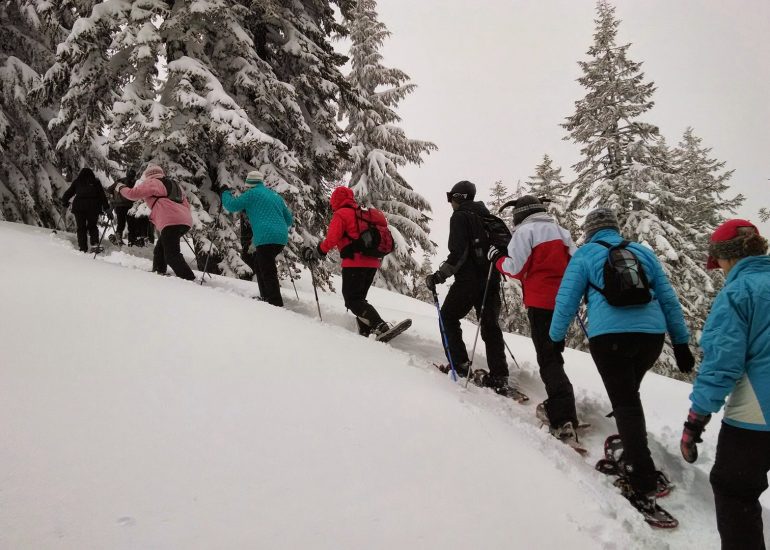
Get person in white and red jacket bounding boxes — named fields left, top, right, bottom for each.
left=114, top=165, right=195, bottom=281
left=489, top=195, right=579, bottom=439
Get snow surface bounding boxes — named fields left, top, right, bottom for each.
left=1, top=221, right=765, bottom=549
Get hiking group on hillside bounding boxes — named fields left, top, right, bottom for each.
left=59, top=166, right=768, bottom=544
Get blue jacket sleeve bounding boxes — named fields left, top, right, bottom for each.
left=689, top=288, right=749, bottom=415
left=647, top=252, right=690, bottom=344
left=549, top=253, right=588, bottom=342
left=221, top=190, right=247, bottom=213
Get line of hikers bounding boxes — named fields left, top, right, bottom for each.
left=61, top=166, right=769, bottom=544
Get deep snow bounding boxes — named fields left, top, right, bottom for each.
left=0, top=221, right=761, bottom=549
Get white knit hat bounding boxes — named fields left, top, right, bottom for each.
left=245, top=169, right=265, bottom=187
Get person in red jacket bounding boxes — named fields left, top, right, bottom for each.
left=488, top=195, right=580, bottom=440
left=302, top=186, right=391, bottom=339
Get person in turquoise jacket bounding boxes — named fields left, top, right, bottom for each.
left=549, top=207, right=694, bottom=520
left=680, top=219, right=770, bottom=550
left=221, top=169, right=293, bottom=306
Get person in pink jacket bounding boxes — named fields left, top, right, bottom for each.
left=114, top=165, right=195, bottom=280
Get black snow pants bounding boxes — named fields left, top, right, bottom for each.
left=342, top=267, right=385, bottom=336
left=528, top=307, right=577, bottom=427
left=589, top=332, right=664, bottom=496
left=74, top=209, right=100, bottom=252
left=710, top=423, right=770, bottom=550
left=253, top=244, right=284, bottom=307
left=114, top=206, right=130, bottom=239
left=441, top=272, right=507, bottom=379
left=152, top=225, right=196, bottom=280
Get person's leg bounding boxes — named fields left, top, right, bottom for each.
left=161, top=226, right=196, bottom=280
left=528, top=307, right=577, bottom=427
left=115, top=207, right=128, bottom=238
left=255, top=244, right=284, bottom=306
left=476, top=276, right=508, bottom=380
left=73, top=210, right=88, bottom=251
left=711, top=423, right=770, bottom=550
left=152, top=232, right=167, bottom=274
left=342, top=268, right=384, bottom=334
left=440, top=278, right=476, bottom=375
left=590, top=333, right=663, bottom=496
left=126, top=215, right=138, bottom=245
left=86, top=210, right=100, bottom=246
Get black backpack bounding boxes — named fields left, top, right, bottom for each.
left=159, top=177, right=184, bottom=204
left=589, top=240, right=652, bottom=307
left=469, top=212, right=512, bottom=265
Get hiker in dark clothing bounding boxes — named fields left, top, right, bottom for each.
left=61, top=167, right=111, bottom=252
left=110, top=169, right=137, bottom=245
left=426, top=180, right=509, bottom=389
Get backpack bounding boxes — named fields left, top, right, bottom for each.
left=341, top=207, right=394, bottom=259
left=589, top=240, right=652, bottom=307
left=469, top=212, right=512, bottom=265
left=159, top=177, right=184, bottom=204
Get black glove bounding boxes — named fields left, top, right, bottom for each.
left=673, top=343, right=695, bottom=374
left=105, top=210, right=114, bottom=221
left=107, top=182, right=118, bottom=194
left=551, top=339, right=565, bottom=353
left=426, top=271, right=447, bottom=292
left=302, top=245, right=323, bottom=263
left=680, top=409, right=711, bottom=463
left=487, top=245, right=505, bottom=263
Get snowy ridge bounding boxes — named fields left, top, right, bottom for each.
left=0, top=221, right=759, bottom=549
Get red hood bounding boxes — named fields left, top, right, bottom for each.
left=330, top=186, right=358, bottom=212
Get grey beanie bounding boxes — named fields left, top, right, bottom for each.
left=512, top=195, right=547, bottom=225
left=583, top=207, right=620, bottom=239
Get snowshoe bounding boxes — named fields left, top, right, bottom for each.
left=90, top=245, right=104, bottom=254
left=621, top=487, right=678, bottom=529
left=374, top=319, right=412, bottom=343
left=432, top=361, right=470, bottom=378
left=595, top=434, right=674, bottom=498
left=471, top=369, right=529, bottom=404
left=535, top=403, right=588, bottom=454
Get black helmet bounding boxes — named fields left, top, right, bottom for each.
left=446, top=180, right=476, bottom=203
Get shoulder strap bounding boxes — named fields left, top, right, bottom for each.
left=594, top=240, right=612, bottom=249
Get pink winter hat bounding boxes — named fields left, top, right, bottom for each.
left=143, top=165, right=165, bottom=180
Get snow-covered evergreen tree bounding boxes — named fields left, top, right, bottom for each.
left=344, top=0, right=436, bottom=291
left=408, top=250, right=434, bottom=304
left=0, top=0, right=69, bottom=227
left=563, top=1, right=718, bottom=378
left=488, top=180, right=513, bottom=222
left=760, top=208, right=770, bottom=223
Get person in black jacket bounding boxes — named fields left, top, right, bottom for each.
left=61, top=168, right=111, bottom=252
left=110, top=169, right=138, bottom=245
left=426, top=180, right=509, bottom=389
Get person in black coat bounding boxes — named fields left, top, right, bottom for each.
left=61, top=168, right=111, bottom=252
left=110, top=169, right=138, bottom=245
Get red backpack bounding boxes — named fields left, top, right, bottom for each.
left=342, top=207, right=395, bottom=259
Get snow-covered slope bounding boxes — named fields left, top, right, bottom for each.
left=0, top=221, right=753, bottom=549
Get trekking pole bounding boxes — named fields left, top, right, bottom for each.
left=286, top=261, right=300, bottom=300
left=182, top=235, right=202, bottom=268
left=465, top=261, right=496, bottom=388
left=577, top=314, right=589, bottom=339
left=500, top=285, right=510, bottom=315
left=432, top=288, right=458, bottom=382
left=503, top=339, right=521, bottom=369
left=93, top=214, right=110, bottom=259
left=307, top=260, right=323, bottom=321
left=200, top=205, right=222, bottom=286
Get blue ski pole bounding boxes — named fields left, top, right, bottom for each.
left=432, top=289, right=458, bottom=382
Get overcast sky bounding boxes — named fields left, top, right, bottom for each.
left=369, top=0, right=770, bottom=260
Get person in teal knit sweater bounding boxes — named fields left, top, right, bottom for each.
left=222, top=170, right=293, bottom=306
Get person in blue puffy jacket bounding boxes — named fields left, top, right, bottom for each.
left=222, top=170, right=293, bottom=306
left=680, top=219, right=770, bottom=550
left=549, top=207, right=695, bottom=514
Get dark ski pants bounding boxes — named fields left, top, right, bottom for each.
left=74, top=210, right=100, bottom=252
left=589, top=332, right=664, bottom=496
left=253, top=244, right=284, bottom=307
left=710, top=423, right=770, bottom=550
left=114, top=206, right=130, bottom=238
left=152, top=225, right=196, bottom=280
left=342, top=267, right=384, bottom=336
left=441, top=273, right=508, bottom=379
left=528, top=307, right=577, bottom=427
